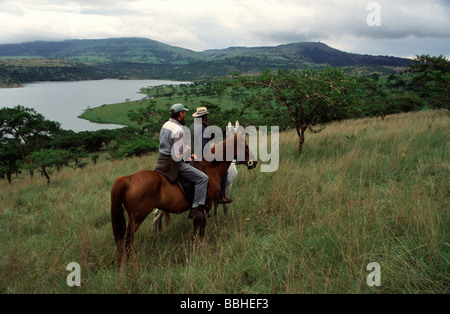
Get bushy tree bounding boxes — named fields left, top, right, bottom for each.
left=217, top=67, right=362, bottom=154
left=127, top=100, right=166, bottom=133
left=28, top=149, right=69, bottom=184
left=361, top=76, right=423, bottom=120
left=408, top=55, right=450, bottom=110
left=108, top=127, right=159, bottom=159
left=0, top=138, right=22, bottom=183
left=0, top=105, right=61, bottom=176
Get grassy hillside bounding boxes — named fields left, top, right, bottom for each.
left=0, top=110, right=448, bottom=293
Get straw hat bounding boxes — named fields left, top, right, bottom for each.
left=192, top=107, right=209, bottom=117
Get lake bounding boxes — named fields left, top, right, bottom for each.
left=0, top=79, right=190, bottom=132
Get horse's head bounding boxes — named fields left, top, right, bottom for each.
left=226, top=121, right=257, bottom=170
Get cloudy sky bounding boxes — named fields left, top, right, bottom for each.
left=1, top=0, right=449, bottom=58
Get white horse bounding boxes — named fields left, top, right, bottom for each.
left=152, top=121, right=241, bottom=235
left=212, top=121, right=241, bottom=216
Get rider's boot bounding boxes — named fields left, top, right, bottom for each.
left=188, top=205, right=207, bottom=219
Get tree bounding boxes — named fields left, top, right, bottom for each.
left=88, top=129, right=116, bottom=151
left=108, top=127, right=159, bottom=159
left=127, top=100, right=166, bottom=133
left=28, top=149, right=69, bottom=184
left=91, top=153, right=100, bottom=165
left=0, top=105, right=61, bottom=176
left=360, top=76, right=423, bottom=120
left=378, top=92, right=423, bottom=120
left=0, top=138, right=22, bottom=183
left=51, top=130, right=85, bottom=150
left=67, top=147, right=88, bottom=170
left=217, top=67, right=362, bottom=154
left=408, top=55, right=450, bottom=110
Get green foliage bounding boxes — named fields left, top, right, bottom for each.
left=217, top=67, right=362, bottom=153
left=0, top=106, right=120, bottom=183
left=361, top=75, right=424, bottom=120
left=0, top=59, right=114, bottom=86
left=0, top=138, right=22, bottom=183
left=0, top=105, right=61, bottom=174
left=408, top=55, right=450, bottom=110
left=28, top=149, right=70, bottom=184
left=127, top=100, right=167, bottom=132
left=0, top=39, right=411, bottom=83
left=109, top=128, right=159, bottom=159
left=358, top=55, right=449, bottom=120
left=66, top=147, right=88, bottom=170
left=52, top=129, right=115, bottom=153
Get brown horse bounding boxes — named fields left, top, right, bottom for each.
left=111, top=133, right=257, bottom=261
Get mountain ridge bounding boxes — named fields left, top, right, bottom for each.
left=0, top=37, right=412, bottom=82
left=0, top=37, right=411, bottom=65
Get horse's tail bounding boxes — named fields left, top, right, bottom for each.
left=111, top=176, right=129, bottom=254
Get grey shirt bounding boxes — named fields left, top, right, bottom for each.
left=159, top=118, right=185, bottom=157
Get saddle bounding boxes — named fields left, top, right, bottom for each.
left=156, top=160, right=203, bottom=205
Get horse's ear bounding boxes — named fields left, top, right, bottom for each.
left=228, top=122, right=232, bottom=127
left=235, top=121, right=240, bottom=133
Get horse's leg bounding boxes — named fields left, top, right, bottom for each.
left=124, top=219, right=137, bottom=256
left=223, top=203, right=228, bottom=216
left=213, top=201, right=218, bottom=216
left=125, top=211, right=150, bottom=256
left=162, top=211, right=171, bottom=229
left=192, top=217, right=207, bottom=241
left=192, top=201, right=212, bottom=240
left=191, top=219, right=198, bottom=240
left=152, top=210, right=172, bottom=236
left=152, top=209, right=163, bottom=237
left=198, top=218, right=206, bottom=238
left=190, top=205, right=208, bottom=241
left=123, top=223, right=133, bottom=258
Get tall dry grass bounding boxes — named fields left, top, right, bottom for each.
left=0, top=110, right=448, bottom=293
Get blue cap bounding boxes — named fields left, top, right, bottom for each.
left=170, top=103, right=189, bottom=113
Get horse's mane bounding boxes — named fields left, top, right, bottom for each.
left=209, top=133, right=239, bottom=163
left=192, top=133, right=238, bottom=169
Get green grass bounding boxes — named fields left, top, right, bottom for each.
left=79, top=85, right=243, bottom=127
left=80, top=102, right=145, bottom=127
left=0, top=110, right=448, bottom=293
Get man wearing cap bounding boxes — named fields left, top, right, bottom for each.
left=190, top=106, right=232, bottom=204
left=155, top=103, right=209, bottom=219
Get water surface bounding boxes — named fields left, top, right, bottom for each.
left=0, top=79, right=190, bottom=132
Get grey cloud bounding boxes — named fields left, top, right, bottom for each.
left=0, top=0, right=449, bottom=57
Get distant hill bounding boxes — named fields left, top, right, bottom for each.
left=0, top=37, right=206, bottom=64
left=0, top=37, right=412, bottom=82
left=204, top=42, right=411, bottom=67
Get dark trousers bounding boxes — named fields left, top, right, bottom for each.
left=220, top=171, right=228, bottom=195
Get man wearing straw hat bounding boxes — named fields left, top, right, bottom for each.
left=190, top=106, right=233, bottom=204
